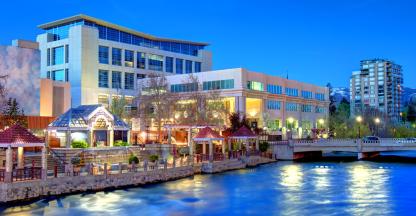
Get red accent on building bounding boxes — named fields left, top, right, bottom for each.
left=194, top=127, right=223, bottom=139
left=0, top=124, right=43, bottom=144
left=230, top=126, right=256, bottom=138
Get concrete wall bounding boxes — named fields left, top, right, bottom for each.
left=0, top=166, right=193, bottom=203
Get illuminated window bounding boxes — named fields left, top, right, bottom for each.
left=137, top=52, right=146, bottom=69
left=247, top=81, right=264, bottom=91
left=203, top=79, right=234, bottom=90
left=124, top=50, right=134, bottom=67
left=148, top=54, right=163, bottom=71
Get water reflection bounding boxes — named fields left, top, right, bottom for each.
left=2, top=161, right=416, bottom=216
left=347, top=164, right=391, bottom=215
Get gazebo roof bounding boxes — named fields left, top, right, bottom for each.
left=229, top=126, right=257, bottom=139
left=49, top=104, right=129, bottom=129
left=193, top=127, right=224, bottom=141
left=0, top=124, right=44, bottom=147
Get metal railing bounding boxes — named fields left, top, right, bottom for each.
left=12, top=167, right=42, bottom=182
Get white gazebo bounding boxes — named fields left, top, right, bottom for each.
left=228, top=126, right=259, bottom=153
left=47, top=105, right=130, bottom=148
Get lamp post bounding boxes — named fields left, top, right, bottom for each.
left=374, top=117, right=381, bottom=136
left=287, top=117, right=294, bottom=139
left=356, top=116, right=363, bottom=139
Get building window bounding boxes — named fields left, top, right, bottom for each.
left=267, top=84, right=282, bottom=94
left=148, top=54, right=163, bottom=71
left=112, top=48, right=122, bottom=66
left=52, top=46, right=64, bottom=65
left=285, top=102, right=298, bottom=112
left=107, top=27, right=120, bottom=42
left=185, top=60, right=193, bottom=73
left=136, top=52, right=146, bottom=69
left=98, top=46, right=109, bottom=64
left=316, top=106, right=326, bottom=113
left=47, top=48, right=51, bottom=66
left=301, top=104, right=312, bottom=112
left=65, top=45, right=69, bottom=63
left=65, top=69, right=69, bottom=82
left=165, top=57, right=173, bottom=73
left=120, top=31, right=132, bottom=44
left=47, top=71, right=51, bottom=79
left=176, top=58, right=183, bottom=74
left=194, top=62, right=202, bottom=73
left=137, top=74, right=146, bottom=79
left=267, top=100, right=281, bottom=110
left=112, top=71, right=122, bottom=89
left=285, top=87, right=299, bottom=97
left=52, top=69, right=65, bottom=82
left=247, top=81, right=264, bottom=91
left=203, top=79, right=234, bottom=90
left=98, top=70, right=109, bottom=88
left=170, top=83, right=198, bottom=93
left=125, top=50, right=134, bottom=67
left=125, top=72, right=135, bottom=90
left=301, top=90, right=313, bottom=99
left=315, top=93, right=325, bottom=101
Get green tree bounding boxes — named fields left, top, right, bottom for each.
left=110, top=95, right=130, bottom=119
left=1, top=98, right=27, bottom=127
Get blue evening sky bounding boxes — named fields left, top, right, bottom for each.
left=0, top=0, right=415, bottom=87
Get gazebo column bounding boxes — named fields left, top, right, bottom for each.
left=208, top=140, right=213, bottom=162
left=17, top=147, right=24, bottom=168
left=222, top=140, right=226, bottom=154
left=66, top=130, right=71, bottom=148
left=187, top=128, right=192, bottom=148
left=189, top=140, right=194, bottom=156
left=41, top=146, right=47, bottom=180
left=127, top=130, right=131, bottom=144
left=202, top=142, right=207, bottom=154
left=88, top=130, right=94, bottom=147
left=5, top=146, right=13, bottom=183
left=168, top=128, right=172, bottom=145
left=238, top=140, right=242, bottom=150
left=109, top=130, right=114, bottom=147
left=255, top=138, right=260, bottom=151
left=228, top=139, right=231, bottom=152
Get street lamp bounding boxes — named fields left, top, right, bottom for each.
left=374, top=117, right=381, bottom=136
left=287, top=117, right=294, bottom=139
left=356, top=116, right=363, bottom=139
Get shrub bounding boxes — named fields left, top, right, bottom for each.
left=128, top=154, right=139, bottom=164
left=71, top=156, right=81, bottom=165
left=71, top=140, right=88, bottom=148
left=259, top=141, right=269, bottom=152
left=149, top=154, right=159, bottom=163
left=178, top=147, right=189, bottom=156
left=114, top=140, right=130, bottom=147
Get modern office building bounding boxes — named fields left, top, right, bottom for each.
left=37, top=14, right=212, bottom=109
left=138, top=68, right=330, bottom=139
left=0, top=40, right=70, bottom=117
left=350, top=59, right=403, bottom=121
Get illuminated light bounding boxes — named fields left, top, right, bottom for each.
left=374, top=117, right=381, bottom=124
left=280, top=165, right=303, bottom=188
left=287, top=117, right=294, bottom=124
left=71, top=132, right=87, bottom=141
left=318, top=119, right=325, bottom=125
left=213, top=112, right=219, bottom=118
left=249, top=110, right=257, bottom=117
left=174, top=113, right=180, bottom=119
left=184, top=111, right=188, bottom=118
left=355, top=116, right=363, bottom=123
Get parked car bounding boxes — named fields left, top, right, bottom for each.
left=362, top=136, right=380, bottom=142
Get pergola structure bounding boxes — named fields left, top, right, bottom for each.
left=0, top=124, right=47, bottom=182
left=163, top=124, right=222, bottom=155
left=228, top=126, right=259, bottom=153
left=193, top=127, right=225, bottom=161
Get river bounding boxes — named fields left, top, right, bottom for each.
left=2, top=155, right=416, bottom=216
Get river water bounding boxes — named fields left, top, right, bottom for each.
left=2, top=155, right=416, bottom=216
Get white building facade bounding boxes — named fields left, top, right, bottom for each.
left=37, top=14, right=212, bottom=109
left=140, top=68, right=330, bottom=138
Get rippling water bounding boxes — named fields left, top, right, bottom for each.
left=2, top=159, right=416, bottom=216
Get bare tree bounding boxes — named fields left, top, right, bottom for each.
left=175, top=74, right=228, bottom=126
left=137, top=73, right=175, bottom=142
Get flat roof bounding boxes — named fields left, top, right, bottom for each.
left=38, top=14, right=209, bottom=46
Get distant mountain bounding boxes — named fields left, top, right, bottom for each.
left=402, top=87, right=416, bottom=106
left=330, top=87, right=350, bottom=105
